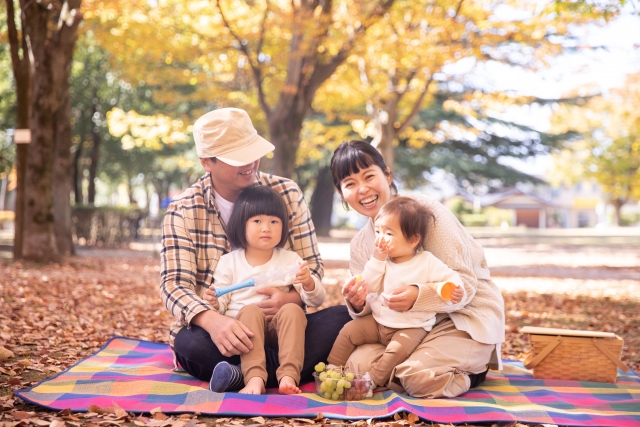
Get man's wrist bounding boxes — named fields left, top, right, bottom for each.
left=192, top=309, right=221, bottom=330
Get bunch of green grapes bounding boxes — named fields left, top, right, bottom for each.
left=313, top=362, right=371, bottom=401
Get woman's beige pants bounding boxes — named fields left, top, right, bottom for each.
left=346, top=316, right=494, bottom=398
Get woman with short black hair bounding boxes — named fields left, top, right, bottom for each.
left=329, top=140, right=505, bottom=398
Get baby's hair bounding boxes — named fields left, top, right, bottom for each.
left=227, top=185, right=290, bottom=250
left=375, top=197, right=435, bottom=251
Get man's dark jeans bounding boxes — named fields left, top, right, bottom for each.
left=173, top=305, right=351, bottom=388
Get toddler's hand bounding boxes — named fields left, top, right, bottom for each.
left=203, top=287, right=220, bottom=311
left=373, top=236, right=393, bottom=260
left=295, top=260, right=315, bottom=292
left=450, top=286, right=464, bottom=304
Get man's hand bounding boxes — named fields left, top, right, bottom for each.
left=386, top=285, right=419, bottom=312
left=203, top=287, right=220, bottom=311
left=254, top=286, right=302, bottom=321
left=192, top=310, right=254, bottom=357
left=342, top=275, right=367, bottom=313
left=294, top=260, right=315, bottom=291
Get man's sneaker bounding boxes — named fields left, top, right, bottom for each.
left=209, top=362, right=244, bottom=392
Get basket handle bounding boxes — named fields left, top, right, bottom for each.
left=592, top=339, right=630, bottom=373
left=523, top=335, right=563, bottom=369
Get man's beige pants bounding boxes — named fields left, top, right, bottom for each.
left=236, top=303, right=306, bottom=386
left=346, top=315, right=494, bottom=398
left=327, top=315, right=427, bottom=387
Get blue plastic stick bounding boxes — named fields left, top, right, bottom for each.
left=214, top=278, right=256, bottom=297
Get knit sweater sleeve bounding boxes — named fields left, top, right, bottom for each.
left=346, top=229, right=375, bottom=318
left=349, top=227, right=371, bottom=276
left=413, top=197, right=478, bottom=312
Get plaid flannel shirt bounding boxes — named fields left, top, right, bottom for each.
left=160, top=171, right=324, bottom=348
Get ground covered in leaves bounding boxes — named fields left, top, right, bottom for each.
left=1, top=243, right=638, bottom=427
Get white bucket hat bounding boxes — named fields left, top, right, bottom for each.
left=193, top=108, right=274, bottom=166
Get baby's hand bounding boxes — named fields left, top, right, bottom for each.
left=450, top=286, right=464, bottom=304
left=295, top=260, right=315, bottom=292
left=203, top=287, right=220, bottom=311
left=373, top=236, right=393, bottom=260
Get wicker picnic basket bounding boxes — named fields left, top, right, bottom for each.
left=520, top=326, right=629, bottom=383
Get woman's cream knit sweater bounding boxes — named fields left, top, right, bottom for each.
left=349, top=194, right=505, bottom=350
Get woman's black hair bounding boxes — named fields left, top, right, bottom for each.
left=226, top=185, right=289, bottom=249
left=329, top=140, right=398, bottom=209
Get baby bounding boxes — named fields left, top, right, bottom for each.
left=327, top=197, right=464, bottom=388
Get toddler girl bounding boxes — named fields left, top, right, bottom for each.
left=204, top=185, right=326, bottom=394
left=327, top=197, right=464, bottom=389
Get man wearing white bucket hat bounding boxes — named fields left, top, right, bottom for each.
left=160, top=108, right=351, bottom=392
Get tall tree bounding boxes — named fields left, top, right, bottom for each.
left=320, top=0, right=623, bottom=169
left=215, top=0, right=396, bottom=177
left=87, top=0, right=396, bottom=178
left=393, top=89, right=576, bottom=192
left=0, top=9, right=16, bottom=190
left=70, top=37, right=116, bottom=205
left=18, top=0, right=82, bottom=261
left=53, top=52, right=75, bottom=256
left=295, top=119, right=355, bottom=236
left=551, top=72, right=640, bottom=225
left=5, top=0, right=31, bottom=259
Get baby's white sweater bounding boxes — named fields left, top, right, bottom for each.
left=362, top=252, right=464, bottom=331
left=212, top=248, right=326, bottom=318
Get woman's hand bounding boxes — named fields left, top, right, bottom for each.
left=203, top=287, right=220, bottom=311
left=294, top=260, right=315, bottom=291
left=386, top=285, right=419, bottom=312
left=342, top=275, right=368, bottom=312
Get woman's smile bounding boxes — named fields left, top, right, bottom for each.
left=359, top=195, right=379, bottom=209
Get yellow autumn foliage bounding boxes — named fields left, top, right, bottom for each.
left=106, top=108, right=190, bottom=151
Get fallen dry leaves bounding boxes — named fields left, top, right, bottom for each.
left=1, top=244, right=638, bottom=427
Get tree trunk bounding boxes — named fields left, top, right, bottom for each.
left=6, top=0, right=32, bottom=260
left=0, top=176, right=7, bottom=211
left=151, top=179, right=165, bottom=209
left=127, top=180, right=136, bottom=206
left=53, top=62, right=75, bottom=256
left=612, top=199, right=625, bottom=226
left=73, top=140, right=83, bottom=204
left=370, top=101, right=398, bottom=170
left=309, top=166, right=334, bottom=237
left=367, top=72, right=433, bottom=172
left=13, top=130, right=28, bottom=260
left=88, top=99, right=100, bottom=204
left=21, top=0, right=82, bottom=261
left=375, top=121, right=397, bottom=170
left=267, top=113, right=305, bottom=178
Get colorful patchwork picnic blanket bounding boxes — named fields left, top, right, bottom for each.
left=16, top=337, right=640, bottom=426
